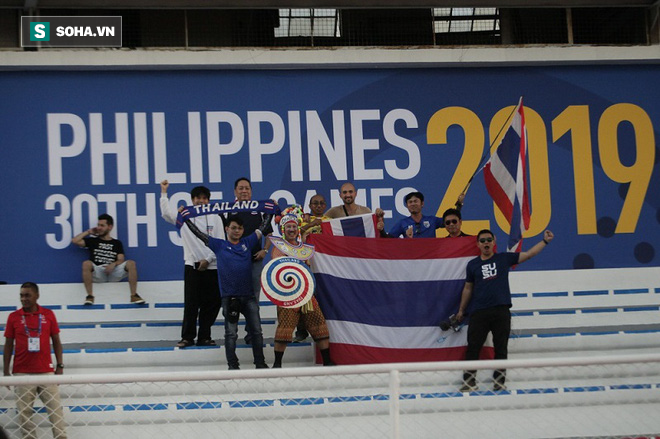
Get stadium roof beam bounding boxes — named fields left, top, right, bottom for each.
left=3, top=0, right=658, bottom=8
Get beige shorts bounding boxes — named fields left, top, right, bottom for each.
left=92, top=262, right=128, bottom=283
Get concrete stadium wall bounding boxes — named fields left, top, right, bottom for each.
left=1, top=45, right=660, bottom=71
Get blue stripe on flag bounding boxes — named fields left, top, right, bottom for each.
left=340, top=216, right=368, bottom=237
left=497, top=128, right=522, bottom=177
left=508, top=185, right=524, bottom=250
left=315, top=273, right=464, bottom=327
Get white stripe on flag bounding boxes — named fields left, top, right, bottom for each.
left=327, top=320, right=471, bottom=349
left=362, top=215, right=376, bottom=237
left=329, top=221, right=345, bottom=236
left=313, top=253, right=474, bottom=282
left=489, top=150, right=516, bottom=205
left=511, top=108, right=523, bottom=137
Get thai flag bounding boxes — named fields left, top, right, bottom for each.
left=320, top=213, right=379, bottom=238
left=483, top=97, right=531, bottom=252
left=175, top=206, right=193, bottom=228
left=308, top=235, right=493, bottom=364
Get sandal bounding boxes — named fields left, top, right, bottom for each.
left=196, top=339, right=217, bottom=347
left=176, top=339, right=194, bottom=348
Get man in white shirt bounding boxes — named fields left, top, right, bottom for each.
left=160, top=180, right=226, bottom=348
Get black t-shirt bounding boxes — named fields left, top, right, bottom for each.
left=465, top=252, right=519, bottom=313
left=83, top=236, right=124, bottom=265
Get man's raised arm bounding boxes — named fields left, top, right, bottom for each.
left=71, top=228, right=95, bottom=247
left=518, top=230, right=554, bottom=264
left=185, top=218, right=210, bottom=246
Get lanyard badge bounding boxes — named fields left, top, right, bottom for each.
left=22, top=313, right=42, bottom=353
left=28, top=337, right=40, bottom=352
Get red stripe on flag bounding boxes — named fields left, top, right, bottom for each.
left=307, top=234, right=479, bottom=260
left=518, top=104, right=531, bottom=230
left=483, top=162, right=514, bottom=222
left=315, top=344, right=494, bottom=365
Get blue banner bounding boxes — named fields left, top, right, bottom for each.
left=0, top=65, right=658, bottom=283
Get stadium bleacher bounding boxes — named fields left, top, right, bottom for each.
left=0, top=266, right=658, bottom=372
left=0, top=267, right=658, bottom=437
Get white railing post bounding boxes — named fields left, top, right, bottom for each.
left=389, top=369, right=401, bottom=439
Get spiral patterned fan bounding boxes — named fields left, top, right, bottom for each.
left=260, top=257, right=315, bottom=308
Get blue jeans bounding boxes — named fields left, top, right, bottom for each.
left=251, top=260, right=263, bottom=302
left=244, top=260, right=263, bottom=341
left=222, top=296, right=265, bottom=367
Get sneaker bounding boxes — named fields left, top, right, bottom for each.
left=130, top=294, right=146, bottom=305
left=272, top=363, right=282, bottom=369
left=228, top=364, right=240, bottom=370
left=196, top=339, right=217, bottom=347
left=255, top=363, right=269, bottom=369
left=176, top=339, right=194, bottom=348
left=84, top=295, right=95, bottom=305
left=493, top=382, right=507, bottom=392
left=459, top=382, right=478, bottom=393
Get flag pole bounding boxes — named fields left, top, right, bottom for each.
left=459, top=97, right=523, bottom=196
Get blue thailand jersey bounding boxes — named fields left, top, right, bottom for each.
left=389, top=215, right=444, bottom=238
left=208, top=233, right=258, bottom=297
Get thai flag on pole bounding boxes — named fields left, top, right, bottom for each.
left=483, top=97, right=531, bottom=252
left=308, top=235, right=493, bottom=364
left=320, top=214, right=379, bottom=238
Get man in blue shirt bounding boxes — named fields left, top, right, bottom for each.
left=456, top=228, right=554, bottom=391
left=187, top=215, right=272, bottom=370
left=385, top=191, right=463, bottom=238
left=225, top=177, right=269, bottom=346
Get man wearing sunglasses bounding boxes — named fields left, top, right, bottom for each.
left=385, top=191, right=464, bottom=238
left=456, top=228, right=554, bottom=392
left=441, top=208, right=469, bottom=238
